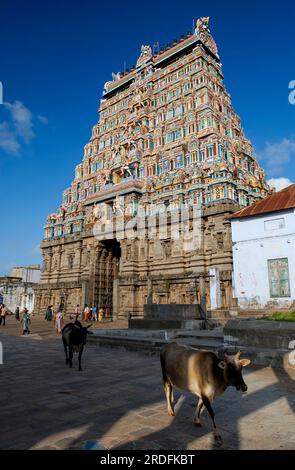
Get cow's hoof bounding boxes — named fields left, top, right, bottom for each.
left=79, top=368, right=82, bottom=371
left=194, top=421, right=202, bottom=427
left=168, top=410, right=175, bottom=416
left=213, top=434, right=222, bottom=446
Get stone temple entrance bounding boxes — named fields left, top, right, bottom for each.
left=92, top=239, right=121, bottom=320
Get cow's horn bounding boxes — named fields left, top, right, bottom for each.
left=86, top=323, right=93, bottom=329
left=235, top=350, right=242, bottom=358
left=223, top=348, right=229, bottom=358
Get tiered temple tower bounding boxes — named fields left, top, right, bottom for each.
left=34, top=17, right=270, bottom=317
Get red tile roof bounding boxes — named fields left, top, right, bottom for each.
left=230, top=184, right=295, bottom=219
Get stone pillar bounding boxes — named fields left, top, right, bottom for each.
left=48, top=248, right=53, bottom=279
left=57, top=246, right=63, bottom=281
left=147, top=277, right=153, bottom=305
left=81, top=281, right=89, bottom=309
left=112, top=278, right=119, bottom=320
left=98, top=249, right=107, bottom=309
left=199, top=276, right=207, bottom=315
left=77, top=240, right=83, bottom=280
left=209, top=267, right=222, bottom=310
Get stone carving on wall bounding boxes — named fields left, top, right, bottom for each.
left=53, top=257, right=58, bottom=271
left=92, top=203, right=103, bottom=221
left=161, top=240, right=171, bottom=259
left=68, top=254, right=75, bottom=269
left=43, top=260, right=48, bottom=272
left=216, top=232, right=224, bottom=250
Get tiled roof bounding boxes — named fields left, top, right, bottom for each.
left=230, top=184, right=295, bottom=219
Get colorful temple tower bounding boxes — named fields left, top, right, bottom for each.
left=34, top=17, right=270, bottom=317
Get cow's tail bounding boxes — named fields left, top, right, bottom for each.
left=160, top=351, right=168, bottom=385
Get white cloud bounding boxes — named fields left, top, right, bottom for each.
left=259, top=138, right=295, bottom=176
left=0, top=100, right=39, bottom=155
left=267, top=177, right=293, bottom=192
left=0, top=122, right=20, bottom=154
left=37, top=115, right=48, bottom=125
left=4, top=100, right=34, bottom=143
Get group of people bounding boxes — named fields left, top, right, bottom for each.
left=44, top=305, right=64, bottom=334
left=0, top=303, right=31, bottom=334
left=42, top=303, right=104, bottom=335
left=77, top=304, right=104, bottom=322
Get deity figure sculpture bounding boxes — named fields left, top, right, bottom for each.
left=121, top=161, right=132, bottom=178
left=112, top=71, right=121, bottom=81
left=195, top=16, right=219, bottom=59
left=136, top=45, right=152, bottom=68
left=92, top=204, right=102, bottom=221
left=196, top=16, right=210, bottom=35
left=103, top=81, right=112, bottom=95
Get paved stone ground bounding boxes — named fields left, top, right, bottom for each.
left=0, top=317, right=294, bottom=450
left=0, top=314, right=128, bottom=340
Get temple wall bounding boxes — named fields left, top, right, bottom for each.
left=35, top=201, right=237, bottom=318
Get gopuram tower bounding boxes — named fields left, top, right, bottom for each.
left=34, top=17, right=270, bottom=318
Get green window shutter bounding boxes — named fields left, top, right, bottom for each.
left=268, top=258, right=291, bottom=297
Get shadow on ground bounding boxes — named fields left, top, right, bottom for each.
left=0, top=332, right=294, bottom=450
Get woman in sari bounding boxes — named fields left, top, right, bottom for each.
left=21, top=308, right=31, bottom=335
left=55, top=309, right=64, bottom=334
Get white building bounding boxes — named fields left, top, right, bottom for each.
left=0, top=265, right=41, bottom=313
left=230, top=184, right=295, bottom=309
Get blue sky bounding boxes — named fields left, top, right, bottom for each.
left=0, top=0, right=295, bottom=275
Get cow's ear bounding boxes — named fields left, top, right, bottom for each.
left=218, top=361, right=226, bottom=369
left=239, top=359, right=251, bottom=368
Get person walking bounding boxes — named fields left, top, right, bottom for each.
left=15, top=306, right=20, bottom=321
left=55, top=308, right=64, bottom=334
left=21, top=308, right=31, bottom=335
left=92, top=305, right=98, bottom=322
left=89, top=304, right=93, bottom=321
left=98, top=307, right=104, bottom=322
left=45, top=305, right=53, bottom=321
left=83, top=304, right=90, bottom=322
left=75, top=304, right=80, bottom=320
left=0, top=304, right=8, bottom=326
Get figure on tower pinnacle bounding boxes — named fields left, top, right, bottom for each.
left=195, top=16, right=220, bottom=59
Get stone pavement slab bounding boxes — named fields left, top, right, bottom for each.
left=0, top=329, right=294, bottom=450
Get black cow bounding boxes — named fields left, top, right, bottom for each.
left=160, top=343, right=251, bottom=443
left=62, top=320, right=92, bottom=371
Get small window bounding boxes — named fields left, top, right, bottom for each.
left=268, top=258, right=290, bottom=298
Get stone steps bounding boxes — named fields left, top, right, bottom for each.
left=207, top=309, right=266, bottom=326
left=88, top=327, right=224, bottom=355
left=129, top=318, right=205, bottom=330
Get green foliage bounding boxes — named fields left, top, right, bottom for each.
left=262, top=312, right=295, bottom=322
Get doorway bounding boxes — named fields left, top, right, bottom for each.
left=94, top=239, right=121, bottom=319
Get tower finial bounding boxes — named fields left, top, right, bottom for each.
left=195, top=16, right=219, bottom=60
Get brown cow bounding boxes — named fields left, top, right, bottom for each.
left=160, top=343, right=251, bottom=443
